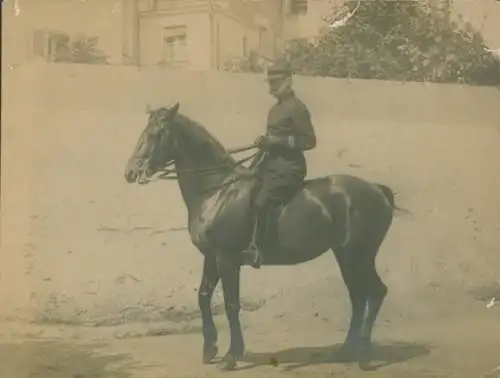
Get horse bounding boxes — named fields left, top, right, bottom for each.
left=124, top=102, right=402, bottom=371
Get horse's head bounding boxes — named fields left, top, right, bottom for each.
left=124, top=102, right=180, bottom=184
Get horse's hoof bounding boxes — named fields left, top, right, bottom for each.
left=202, top=344, right=218, bottom=364
left=359, top=360, right=374, bottom=371
left=330, top=345, right=358, bottom=363
left=216, top=354, right=238, bottom=371
left=358, top=349, right=373, bottom=371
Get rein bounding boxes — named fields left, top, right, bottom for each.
left=153, top=143, right=260, bottom=181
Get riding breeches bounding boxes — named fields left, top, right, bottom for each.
left=254, top=155, right=306, bottom=208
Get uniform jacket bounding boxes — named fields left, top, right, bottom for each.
left=253, top=91, right=316, bottom=181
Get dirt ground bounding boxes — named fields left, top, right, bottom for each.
left=1, top=66, right=500, bottom=377
left=0, top=295, right=499, bottom=378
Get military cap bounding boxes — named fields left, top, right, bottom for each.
left=267, top=59, right=293, bottom=79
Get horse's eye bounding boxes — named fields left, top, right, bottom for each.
left=146, top=125, right=161, bottom=137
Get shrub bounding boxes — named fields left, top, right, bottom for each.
left=283, top=0, right=500, bottom=86
left=53, top=34, right=108, bottom=65
left=221, top=50, right=268, bottom=73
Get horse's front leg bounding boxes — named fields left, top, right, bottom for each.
left=216, top=252, right=244, bottom=371
left=198, top=254, right=220, bottom=364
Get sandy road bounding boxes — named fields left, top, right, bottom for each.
left=1, top=285, right=499, bottom=378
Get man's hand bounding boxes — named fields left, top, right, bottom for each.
left=254, top=135, right=284, bottom=149
left=234, top=165, right=254, bottom=179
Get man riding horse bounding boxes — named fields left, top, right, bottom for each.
left=241, top=60, right=317, bottom=269
left=124, top=62, right=399, bottom=370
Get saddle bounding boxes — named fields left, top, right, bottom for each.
left=251, top=183, right=304, bottom=248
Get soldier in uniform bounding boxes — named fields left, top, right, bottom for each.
left=241, top=60, right=317, bottom=269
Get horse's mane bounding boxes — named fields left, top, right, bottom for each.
left=175, top=113, right=235, bottom=163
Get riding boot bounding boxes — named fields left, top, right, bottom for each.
left=242, top=206, right=268, bottom=269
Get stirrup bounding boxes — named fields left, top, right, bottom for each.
left=241, top=244, right=263, bottom=269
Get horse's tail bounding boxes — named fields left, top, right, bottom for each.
left=375, top=184, right=411, bottom=216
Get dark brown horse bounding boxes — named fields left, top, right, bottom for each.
left=124, top=103, right=402, bottom=371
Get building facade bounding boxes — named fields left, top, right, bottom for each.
left=4, top=0, right=498, bottom=70
left=4, top=0, right=127, bottom=67
left=3, top=0, right=286, bottom=70
left=135, top=0, right=280, bottom=70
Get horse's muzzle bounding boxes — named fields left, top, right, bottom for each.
left=124, top=168, right=138, bottom=183
left=124, top=158, right=152, bottom=184
left=137, top=169, right=151, bottom=185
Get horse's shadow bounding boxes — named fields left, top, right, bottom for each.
left=239, top=341, right=431, bottom=371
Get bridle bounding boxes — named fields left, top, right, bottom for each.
left=145, top=144, right=262, bottom=194
left=140, top=120, right=262, bottom=187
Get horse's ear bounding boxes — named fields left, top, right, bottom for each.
left=145, top=103, right=151, bottom=114
left=169, top=102, right=180, bottom=117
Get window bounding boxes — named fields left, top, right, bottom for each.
left=162, top=26, right=188, bottom=65
left=290, top=0, right=308, bottom=14
left=48, top=32, right=71, bottom=62
left=32, top=29, right=71, bottom=62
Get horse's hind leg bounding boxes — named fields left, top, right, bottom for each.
left=198, top=255, right=220, bottom=364
left=358, top=254, right=388, bottom=369
left=332, top=248, right=368, bottom=361
left=333, top=246, right=387, bottom=370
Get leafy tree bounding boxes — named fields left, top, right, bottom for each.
left=283, top=0, right=500, bottom=86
